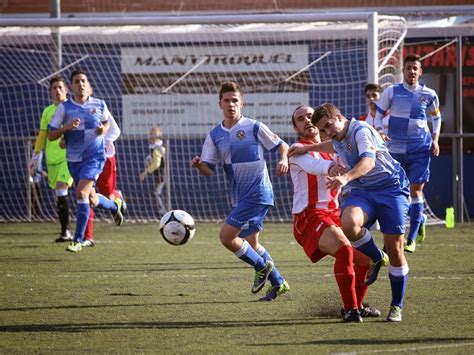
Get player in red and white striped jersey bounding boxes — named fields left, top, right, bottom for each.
left=289, top=105, right=380, bottom=322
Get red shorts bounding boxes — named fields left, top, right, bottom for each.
left=96, top=155, right=117, bottom=197
left=293, top=208, right=341, bottom=263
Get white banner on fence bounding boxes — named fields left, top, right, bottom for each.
left=121, top=44, right=309, bottom=136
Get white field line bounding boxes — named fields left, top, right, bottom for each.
left=335, top=341, right=474, bottom=354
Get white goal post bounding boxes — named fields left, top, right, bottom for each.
left=0, top=12, right=407, bottom=222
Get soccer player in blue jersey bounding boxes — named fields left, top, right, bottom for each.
left=374, top=54, right=441, bottom=253
left=48, top=69, right=124, bottom=253
left=191, top=81, right=290, bottom=301
left=289, top=103, right=410, bottom=322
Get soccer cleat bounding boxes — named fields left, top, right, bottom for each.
left=55, top=230, right=73, bottom=242
left=416, top=213, right=428, bottom=244
left=112, top=197, right=124, bottom=226
left=386, top=305, right=402, bottom=322
left=115, top=190, right=127, bottom=214
left=259, top=280, right=290, bottom=301
left=404, top=240, right=416, bottom=253
left=342, top=308, right=363, bottom=322
left=364, top=251, right=389, bottom=285
left=251, top=260, right=274, bottom=294
left=66, top=242, right=82, bottom=253
left=359, top=305, right=381, bottom=318
left=81, top=239, right=95, bottom=247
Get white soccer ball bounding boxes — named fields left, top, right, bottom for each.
left=159, top=210, right=196, bottom=246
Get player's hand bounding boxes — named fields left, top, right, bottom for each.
left=288, top=143, right=309, bottom=157
left=276, top=158, right=288, bottom=176
left=326, top=175, right=348, bottom=191
left=379, top=132, right=390, bottom=142
left=328, top=164, right=347, bottom=177
left=59, top=138, right=66, bottom=149
left=191, top=156, right=203, bottom=168
left=96, top=123, right=106, bottom=135
left=432, top=140, right=440, bottom=157
left=139, top=171, right=147, bottom=182
left=65, top=118, right=80, bottom=131
left=28, top=153, right=39, bottom=176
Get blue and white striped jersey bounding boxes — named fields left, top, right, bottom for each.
left=333, top=119, right=407, bottom=191
left=49, top=97, right=112, bottom=163
left=201, top=116, right=283, bottom=206
left=375, top=82, right=441, bottom=154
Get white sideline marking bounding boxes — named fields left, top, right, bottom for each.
left=336, top=341, right=474, bottom=354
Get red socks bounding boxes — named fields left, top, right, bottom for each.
left=334, top=245, right=357, bottom=311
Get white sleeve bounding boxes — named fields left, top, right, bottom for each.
left=101, top=101, right=113, bottom=123
left=48, top=103, right=65, bottom=129
left=289, top=152, right=333, bottom=176
left=104, top=115, right=121, bottom=145
left=354, top=127, right=377, bottom=159
left=429, top=94, right=442, bottom=135
left=374, top=86, right=393, bottom=130
left=200, top=134, right=219, bottom=168
left=257, top=121, right=283, bottom=152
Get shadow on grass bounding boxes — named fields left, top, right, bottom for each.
left=0, top=318, right=338, bottom=333
left=0, top=300, right=245, bottom=312
left=253, top=336, right=474, bottom=347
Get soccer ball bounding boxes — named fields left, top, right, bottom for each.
left=159, top=210, right=196, bottom=246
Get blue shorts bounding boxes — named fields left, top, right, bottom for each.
left=226, top=202, right=271, bottom=238
left=391, top=151, right=430, bottom=184
left=342, top=187, right=409, bottom=235
left=68, top=158, right=105, bottom=183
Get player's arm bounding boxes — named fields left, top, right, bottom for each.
left=276, top=142, right=289, bottom=176
left=97, top=102, right=113, bottom=136
left=48, top=104, right=80, bottom=141
left=191, top=156, right=213, bottom=177
left=429, top=94, right=442, bottom=157
left=374, top=87, right=393, bottom=141
left=191, top=134, right=217, bottom=177
left=288, top=140, right=335, bottom=157
left=29, top=130, right=48, bottom=175
left=326, top=128, right=376, bottom=191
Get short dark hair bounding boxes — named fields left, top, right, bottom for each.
left=49, top=76, right=66, bottom=89
left=311, top=103, right=340, bottom=125
left=403, top=53, right=422, bottom=68
left=70, top=69, right=87, bottom=83
left=219, top=81, right=241, bottom=100
left=364, top=82, right=382, bottom=94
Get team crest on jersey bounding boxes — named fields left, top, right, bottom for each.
left=236, top=130, right=245, bottom=140
left=346, top=143, right=353, bottom=152
left=419, top=95, right=428, bottom=105
left=90, top=108, right=97, bottom=114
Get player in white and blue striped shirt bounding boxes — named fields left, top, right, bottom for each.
left=191, top=81, right=289, bottom=301
left=48, top=69, right=124, bottom=253
left=375, top=54, right=442, bottom=252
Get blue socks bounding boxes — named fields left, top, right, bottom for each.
left=407, top=199, right=424, bottom=243
left=388, top=264, right=409, bottom=308
left=351, top=228, right=384, bottom=262
left=95, top=193, right=118, bottom=213
left=256, top=245, right=284, bottom=287
left=74, top=199, right=90, bottom=243
left=234, top=240, right=266, bottom=270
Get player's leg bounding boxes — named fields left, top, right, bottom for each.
left=318, top=225, right=361, bottom=321
left=220, top=223, right=272, bottom=294
left=379, top=191, right=410, bottom=322
left=247, top=233, right=289, bottom=301
left=405, top=183, right=425, bottom=251
left=50, top=161, right=73, bottom=242
left=383, top=233, right=408, bottom=322
left=341, top=199, right=387, bottom=285
left=67, top=178, right=94, bottom=252
left=404, top=150, right=430, bottom=252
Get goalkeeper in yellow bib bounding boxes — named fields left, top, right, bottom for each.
left=29, top=76, right=74, bottom=242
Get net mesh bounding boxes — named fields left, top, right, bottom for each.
left=0, top=15, right=407, bottom=222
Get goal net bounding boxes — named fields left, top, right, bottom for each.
left=0, top=13, right=407, bottom=222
